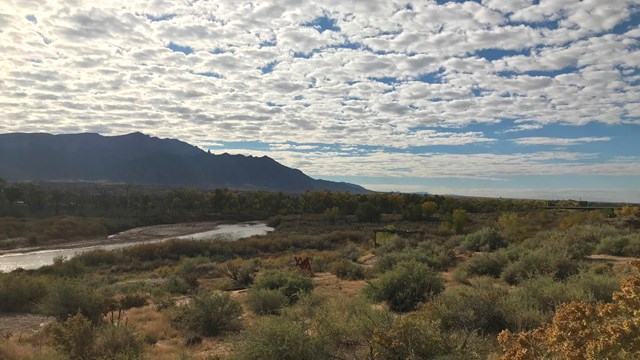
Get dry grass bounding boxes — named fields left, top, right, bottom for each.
left=123, top=305, right=179, bottom=344
left=0, top=339, right=34, bottom=360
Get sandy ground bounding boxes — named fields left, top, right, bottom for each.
left=0, top=221, right=223, bottom=256
left=0, top=313, right=53, bottom=335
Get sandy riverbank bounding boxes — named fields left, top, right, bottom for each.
left=0, top=222, right=224, bottom=256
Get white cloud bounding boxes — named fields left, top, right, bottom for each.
left=215, top=147, right=640, bottom=179
left=0, top=0, right=638, bottom=155
left=513, top=137, right=612, bottom=146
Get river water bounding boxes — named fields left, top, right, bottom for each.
left=0, top=222, right=273, bottom=272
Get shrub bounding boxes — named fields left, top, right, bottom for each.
left=93, top=323, right=146, bottom=360
left=454, top=252, right=509, bottom=282
left=339, top=242, right=362, bottom=262
left=366, top=260, right=444, bottom=312
left=596, top=233, right=640, bottom=257
left=373, top=312, right=450, bottom=359
left=0, top=274, right=49, bottom=312
left=459, top=227, right=506, bottom=252
left=165, top=275, right=195, bottom=294
left=38, top=280, right=105, bottom=323
left=375, top=243, right=454, bottom=273
left=430, top=278, right=509, bottom=334
left=220, top=258, right=260, bottom=288
left=500, top=249, right=578, bottom=285
left=45, top=313, right=95, bottom=360
left=252, top=271, right=314, bottom=304
left=312, top=297, right=393, bottom=357
left=234, top=316, right=326, bottom=360
left=45, top=313, right=146, bottom=360
left=246, top=289, right=288, bottom=315
left=171, top=292, right=242, bottom=336
left=331, top=259, right=366, bottom=280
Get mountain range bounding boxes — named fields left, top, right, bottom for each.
left=0, top=132, right=368, bottom=193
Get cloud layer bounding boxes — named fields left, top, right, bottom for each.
left=1, top=0, right=639, bottom=200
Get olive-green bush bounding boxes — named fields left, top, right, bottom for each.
left=366, top=260, right=444, bottom=312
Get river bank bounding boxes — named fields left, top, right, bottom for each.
left=0, top=222, right=273, bottom=272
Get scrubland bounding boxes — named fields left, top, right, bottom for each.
left=0, top=186, right=639, bottom=359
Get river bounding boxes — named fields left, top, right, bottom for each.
left=0, top=222, right=273, bottom=272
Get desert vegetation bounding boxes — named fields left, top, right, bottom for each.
left=0, top=181, right=639, bottom=359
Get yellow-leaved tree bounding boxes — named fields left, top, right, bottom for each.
left=498, top=261, right=640, bottom=360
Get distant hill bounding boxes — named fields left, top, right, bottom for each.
left=0, top=132, right=369, bottom=193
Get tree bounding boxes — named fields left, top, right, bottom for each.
left=355, top=202, right=381, bottom=222
left=421, top=201, right=438, bottom=218
left=450, top=209, right=469, bottom=234
left=5, top=185, right=22, bottom=212
left=323, top=206, right=340, bottom=223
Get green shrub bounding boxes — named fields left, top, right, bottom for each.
left=331, top=259, right=366, bottom=280
left=375, top=243, right=454, bottom=273
left=252, top=271, right=314, bottom=304
left=430, top=278, right=509, bottom=334
left=339, top=242, right=362, bottom=262
left=38, top=280, right=105, bottom=323
left=596, top=233, right=640, bottom=257
left=165, top=275, right=195, bottom=294
left=457, top=252, right=508, bottom=279
left=567, top=270, right=620, bottom=303
left=246, top=289, right=288, bottom=315
left=373, top=312, right=450, bottom=359
left=0, top=273, right=49, bottom=312
left=366, top=260, right=444, bottom=312
left=311, top=297, right=393, bottom=357
left=45, top=313, right=145, bottom=360
left=171, top=292, right=242, bottom=336
left=459, top=227, right=506, bottom=252
left=500, top=248, right=578, bottom=285
left=45, top=313, right=95, bottom=360
left=234, top=316, right=326, bottom=360
left=93, top=323, right=146, bottom=360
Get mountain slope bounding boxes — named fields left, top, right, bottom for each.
left=0, top=132, right=369, bottom=193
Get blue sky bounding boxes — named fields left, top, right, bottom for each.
left=1, top=0, right=639, bottom=202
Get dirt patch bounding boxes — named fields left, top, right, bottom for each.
left=313, top=272, right=366, bottom=298
left=0, top=313, right=53, bottom=334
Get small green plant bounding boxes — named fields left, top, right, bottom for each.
left=234, top=316, right=326, bottom=360
left=459, top=227, right=506, bottom=252
left=252, top=271, right=314, bottom=304
left=373, top=312, right=450, bottom=359
left=38, top=280, right=105, bottom=324
left=246, top=289, right=288, bottom=315
left=366, top=260, right=444, bottom=312
left=171, top=292, right=242, bottom=336
left=45, top=313, right=145, bottom=360
left=331, top=259, right=366, bottom=280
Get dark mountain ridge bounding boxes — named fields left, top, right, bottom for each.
left=0, top=132, right=368, bottom=193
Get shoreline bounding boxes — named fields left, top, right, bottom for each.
left=0, top=221, right=225, bottom=256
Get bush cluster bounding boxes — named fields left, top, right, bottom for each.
left=252, top=270, right=314, bottom=304
left=366, top=260, right=444, bottom=312
left=171, top=291, right=242, bottom=336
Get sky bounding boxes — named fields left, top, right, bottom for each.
left=1, top=0, right=639, bottom=202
